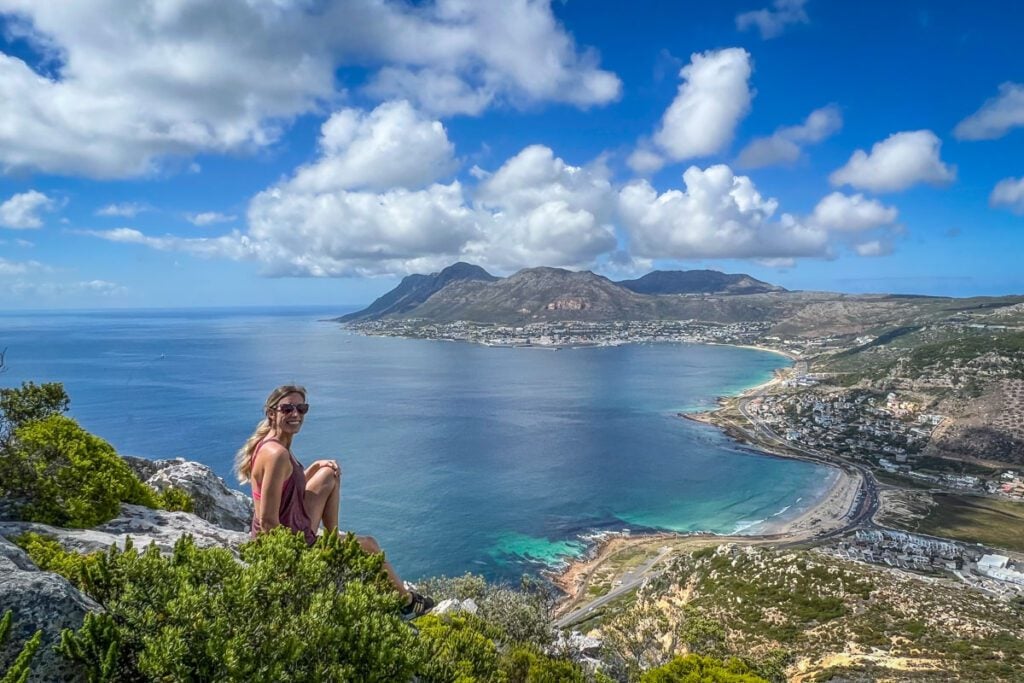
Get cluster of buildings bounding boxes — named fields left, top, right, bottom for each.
left=353, top=319, right=814, bottom=352
left=747, top=388, right=938, bottom=463
left=821, top=529, right=1024, bottom=600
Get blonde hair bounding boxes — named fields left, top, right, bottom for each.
left=235, top=384, right=306, bottom=483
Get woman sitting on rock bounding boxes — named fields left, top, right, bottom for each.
left=235, top=384, right=433, bottom=617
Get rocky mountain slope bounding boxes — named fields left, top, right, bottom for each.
left=338, top=262, right=497, bottom=322
left=617, top=269, right=785, bottom=295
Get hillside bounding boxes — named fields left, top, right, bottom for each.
left=617, top=269, right=785, bottom=295
left=338, top=261, right=497, bottom=322
left=589, top=544, right=1024, bottom=682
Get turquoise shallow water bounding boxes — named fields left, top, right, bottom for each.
left=0, top=306, right=833, bottom=581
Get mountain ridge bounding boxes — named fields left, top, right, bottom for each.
left=340, top=263, right=791, bottom=324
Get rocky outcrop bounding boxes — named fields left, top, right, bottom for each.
left=0, top=504, right=250, bottom=556
left=0, top=536, right=98, bottom=682
left=124, top=456, right=253, bottom=531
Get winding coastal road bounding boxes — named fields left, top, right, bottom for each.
left=554, top=546, right=673, bottom=629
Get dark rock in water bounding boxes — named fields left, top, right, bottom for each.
left=123, top=456, right=253, bottom=531
left=0, top=536, right=98, bottom=683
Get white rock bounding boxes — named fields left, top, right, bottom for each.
left=124, top=456, right=253, bottom=531
left=0, top=504, right=250, bottom=555
left=433, top=598, right=461, bottom=615
left=432, top=598, right=480, bottom=616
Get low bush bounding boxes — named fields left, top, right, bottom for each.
left=0, top=382, right=193, bottom=527
left=640, top=654, right=767, bottom=683
left=39, top=528, right=417, bottom=682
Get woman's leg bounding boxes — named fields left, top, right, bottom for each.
left=304, top=467, right=340, bottom=531
left=358, top=535, right=408, bottom=598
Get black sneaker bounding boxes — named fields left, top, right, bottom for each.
left=401, top=590, right=435, bottom=619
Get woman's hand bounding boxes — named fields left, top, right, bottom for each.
left=307, top=459, right=341, bottom=479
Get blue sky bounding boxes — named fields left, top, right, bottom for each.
left=0, top=0, right=1022, bottom=309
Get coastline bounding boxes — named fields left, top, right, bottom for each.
left=551, top=343, right=862, bottom=612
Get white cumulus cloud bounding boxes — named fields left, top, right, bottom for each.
left=737, top=104, right=842, bottom=168
left=469, top=145, right=618, bottom=271
left=0, top=190, right=55, bottom=229
left=292, top=100, right=457, bottom=193
left=736, top=0, right=809, bottom=39
left=853, top=240, right=891, bottom=257
left=647, top=48, right=753, bottom=163
left=618, top=164, right=828, bottom=260
left=954, top=82, right=1024, bottom=141
left=0, top=256, right=46, bottom=275
left=810, top=192, right=898, bottom=232
left=96, top=202, right=148, bottom=218
left=0, top=0, right=620, bottom=178
left=990, top=176, right=1024, bottom=214
left=186, top=212, right=236, bottom=226
left=829, top=130, right=955, bottom=193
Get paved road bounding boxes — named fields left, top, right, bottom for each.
left=733, top=394, right=880, bottom=537
left=554, top=546, right=673, bottom=629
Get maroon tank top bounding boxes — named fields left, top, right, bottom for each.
left=250, top=438, right=317, bottom=545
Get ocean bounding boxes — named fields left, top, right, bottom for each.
left=0, top=306, right=833, bottom=582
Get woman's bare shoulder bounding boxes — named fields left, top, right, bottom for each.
left=255, top=440, right=291, bottom=470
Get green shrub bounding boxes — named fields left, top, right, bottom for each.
left=5, top=415, right=156, bottom=527
left=53, top=528, right=419, bottom=682
left=13, top=533, right=101, bottom=585
left=419, top=573, right=554, bottom=648
left=153, top=486, right=194, bottom=513
left=0, top=381, right=69, bottom=442
left=500, top=644, right=586, bottom=683
left=416, top=613, right=503, bottom=683
left=640, top=654, right=768, bottom=683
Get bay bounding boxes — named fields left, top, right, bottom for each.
left=1, top=306, right=833, bottom=582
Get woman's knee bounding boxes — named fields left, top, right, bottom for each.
left=310, top=467, right=339, bottom=493
left=358, top=535, right=381, bottom=553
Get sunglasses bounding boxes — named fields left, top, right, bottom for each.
left=275, top=403, right=309, bottom=415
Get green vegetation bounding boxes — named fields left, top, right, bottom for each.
left=15, top=531, right=592, bottom=682
left=640, top=655, right=767, bottom=683
left=601, top=546, right=1024, bottom=682
left=912, top=494, right=1024, bottom=553
left=0, top=382, right=192, bottom=527
left=1, top=610, right=41, bottom=683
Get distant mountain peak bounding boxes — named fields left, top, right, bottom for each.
left=338, top=262, right=497, bottom=322
left=616, top=269, right=785, bottom=295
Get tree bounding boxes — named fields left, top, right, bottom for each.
left=0, top=381, right=69, bottom=445
left=4, top=416, right=157, bottom=527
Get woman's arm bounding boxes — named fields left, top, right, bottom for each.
left=256, top=446, right=294, bottom=532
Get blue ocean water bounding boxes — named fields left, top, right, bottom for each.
left=0, top=306, right=833, bottom=581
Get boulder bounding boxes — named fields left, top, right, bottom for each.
left=123, top=456, right=253, bottom=531
left=0, top=504, right=250, bottom=555
left=0, top=535, right=98, bottom=682
left=432, top=598, right=480, bottom=616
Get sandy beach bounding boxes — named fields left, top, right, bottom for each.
left=552, top=346, right=864, bottom=613
left=551, top=464, right=861, bottom=612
